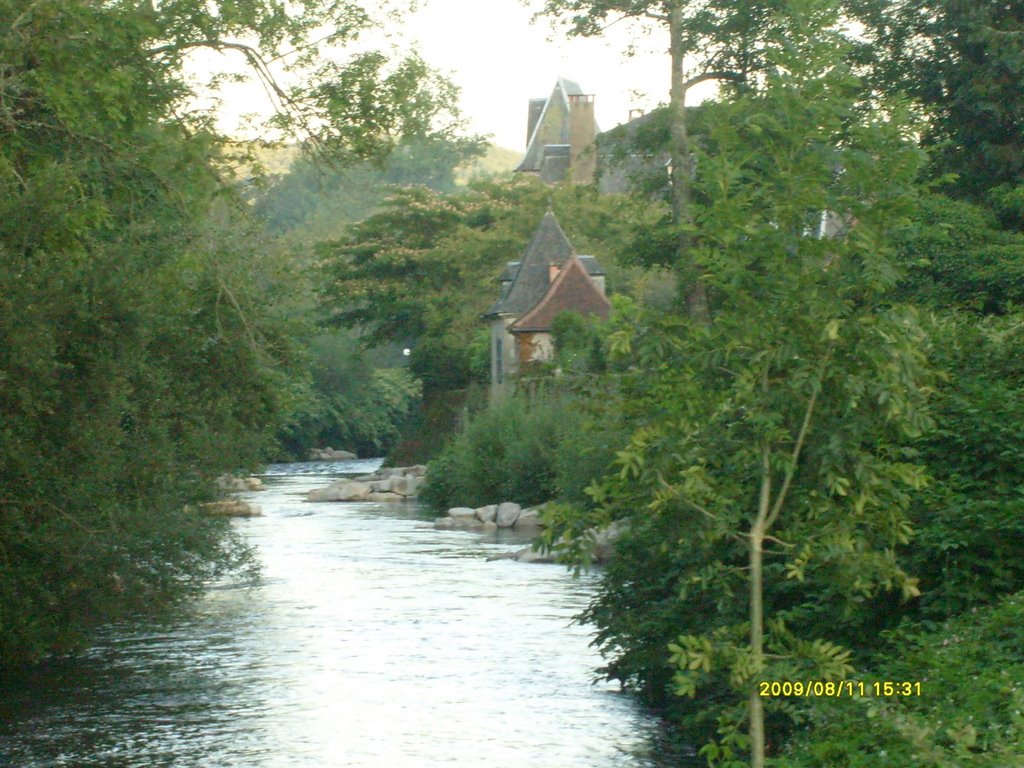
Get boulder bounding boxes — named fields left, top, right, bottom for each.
left=592, top=519, right=629, bottom=561
left=308, top=448, right=357, bottom=461
left=514, top=508, right=543, bottom=530
left=243, top=476, right=264, bottom=491
left=512, top=547, right=556, bottom=564
left=495, top=502, right=522, bottom=528
left=200, top=500, right=261, bottom=517
left=366, top=492, right=404, bottom=503
left=307, top=481, right=370, bottom=502
left=447, top=507, right=477, bottom=519
left=481, top=521, right=499, bottom=532
left=390, top=475, right=421, bottom=497
left=475, top=504, right=498, bottom=523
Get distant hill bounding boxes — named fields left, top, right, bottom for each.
left=455, top=145, right=522, bottom=184
left=227, top=141, right=522, bottom=187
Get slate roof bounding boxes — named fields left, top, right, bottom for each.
left=516, top=77, right=585, bottom=174
left=484, top=212, right=575, bottom=317
left=510, top=255, right=611, bottom=333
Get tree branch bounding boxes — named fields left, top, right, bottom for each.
left=765, top=372, right=823, bottom=532
left=681, top=70, right=744, bottom=93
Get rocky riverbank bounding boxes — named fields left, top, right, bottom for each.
left=306, top=465, right=427, bottom=503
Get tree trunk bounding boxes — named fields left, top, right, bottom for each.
left=749, top=446, right=771, bottom=768
left=668, top=2, right=709, bottom=321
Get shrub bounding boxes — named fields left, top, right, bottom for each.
left=775, top=591, right=1024, bottom=767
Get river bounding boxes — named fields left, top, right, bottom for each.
left=0, top=460, right=691, bottom=768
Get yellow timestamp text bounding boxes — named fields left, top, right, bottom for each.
left=758, top=680, right=923, bottom=698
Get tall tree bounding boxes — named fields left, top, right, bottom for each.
left=0, top=0, right=469, bottom=663
left=539, top=0, right=784, bottom=319
left=847, top=0, right=1024, bottom=214
left=541, top=2, right=933, bottom=764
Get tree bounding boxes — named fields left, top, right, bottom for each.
left=540, top=0, right=789, bottom=319
left=318, top=178, right=650, bottom=396
left=541, top=2, right=933, bottom=764
left=0, top=0, right=469, bottom=663
left=847, top=0, right=1024, bottom=218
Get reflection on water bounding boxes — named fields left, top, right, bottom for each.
left=0, top=463, right=689, bottom=767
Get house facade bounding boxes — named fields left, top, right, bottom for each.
left=483, top=212, right=610, bottom=392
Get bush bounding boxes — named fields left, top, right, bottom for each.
left=277, top=332, right=421, bottom=459
left=420, top=388, right=626, bottom=511
left=776, top=591, right=1024, bottom=767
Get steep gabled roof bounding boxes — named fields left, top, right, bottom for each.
left=484, top=211, right=576, bottom=317
left=516, top=77, right=585, bottom=173
left=510, top=255, right=611, bottom=333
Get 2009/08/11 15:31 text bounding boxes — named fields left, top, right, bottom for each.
left=758, top=681, right=923, bottom=698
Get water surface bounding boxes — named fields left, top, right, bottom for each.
left=0, top=461, right=683, bottom=767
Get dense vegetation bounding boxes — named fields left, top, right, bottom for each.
left=3, top=0, right=1023, bottom=765
left=0, top=0, right=470, bottom=663
left=416, top=1, right=1024, bottom=765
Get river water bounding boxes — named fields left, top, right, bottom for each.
left=0, top=460, right=688, bottom=768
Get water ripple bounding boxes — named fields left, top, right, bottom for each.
left=0, top=463, right=688, bottom=768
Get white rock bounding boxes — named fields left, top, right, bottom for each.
left=447, top=507, right=477, bottom=519
left=390, top=476, right=420, bottom=496
left=307, top=480, right=370, bottom=502
left=514, top=508, right=543, bottom=530
left=367, top=492, right=404, bottom=503
left=475, top=504, right=498, bottom=523
left=495, top=502, right=522, bottom=528
left=481, top=521, right=499, bottom=532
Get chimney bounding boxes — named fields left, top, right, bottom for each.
left=567, top=93, right=596, bottom=183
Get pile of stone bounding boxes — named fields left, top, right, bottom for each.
left=434, top=502, right=543, bottom=532
left=306, top=465, right=427, bottom=503
left=308, top=447, right=358, bottom=461
left=197, top=500, right=262, bottom=517
left=215, top=474, right=264, bottom=492
left=487, top=519, right=629, bottom=565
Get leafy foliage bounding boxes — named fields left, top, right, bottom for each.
left=540, top=3, right=936, bottom=763
left=275, top=333, right=421, bottom=459
left=253, top=136, right=486, bottom=239
left=889, top=194, right=1024, bottom=313
left=848, top=0, right=1024, bottom=208
left=776, top=591, right=1024, bottom=767
left=318, top=178, right=653, bottom=396
left=0, top=0, right=468, bottom=663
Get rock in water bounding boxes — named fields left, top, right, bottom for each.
left=495, top=502, right=521, bottom=528
left=475, top=504, right=498, bottom=523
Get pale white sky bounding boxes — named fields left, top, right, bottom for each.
left=192, top=0, right=718, bottom=152
left=402, top=0, right=673, bottom=150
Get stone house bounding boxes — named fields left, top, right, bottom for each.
left=515, top=77, right=597, bottom=184
left=483, top=211, right=610, bottom=391
left=513, top=77, right=668, bottom=193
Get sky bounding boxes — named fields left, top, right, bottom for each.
left=399, top=0, right=674, bottom=150
left=193, top=0, right=718, bottom=153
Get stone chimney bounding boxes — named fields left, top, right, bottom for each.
left=567, top=93, right=596, bottom=183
